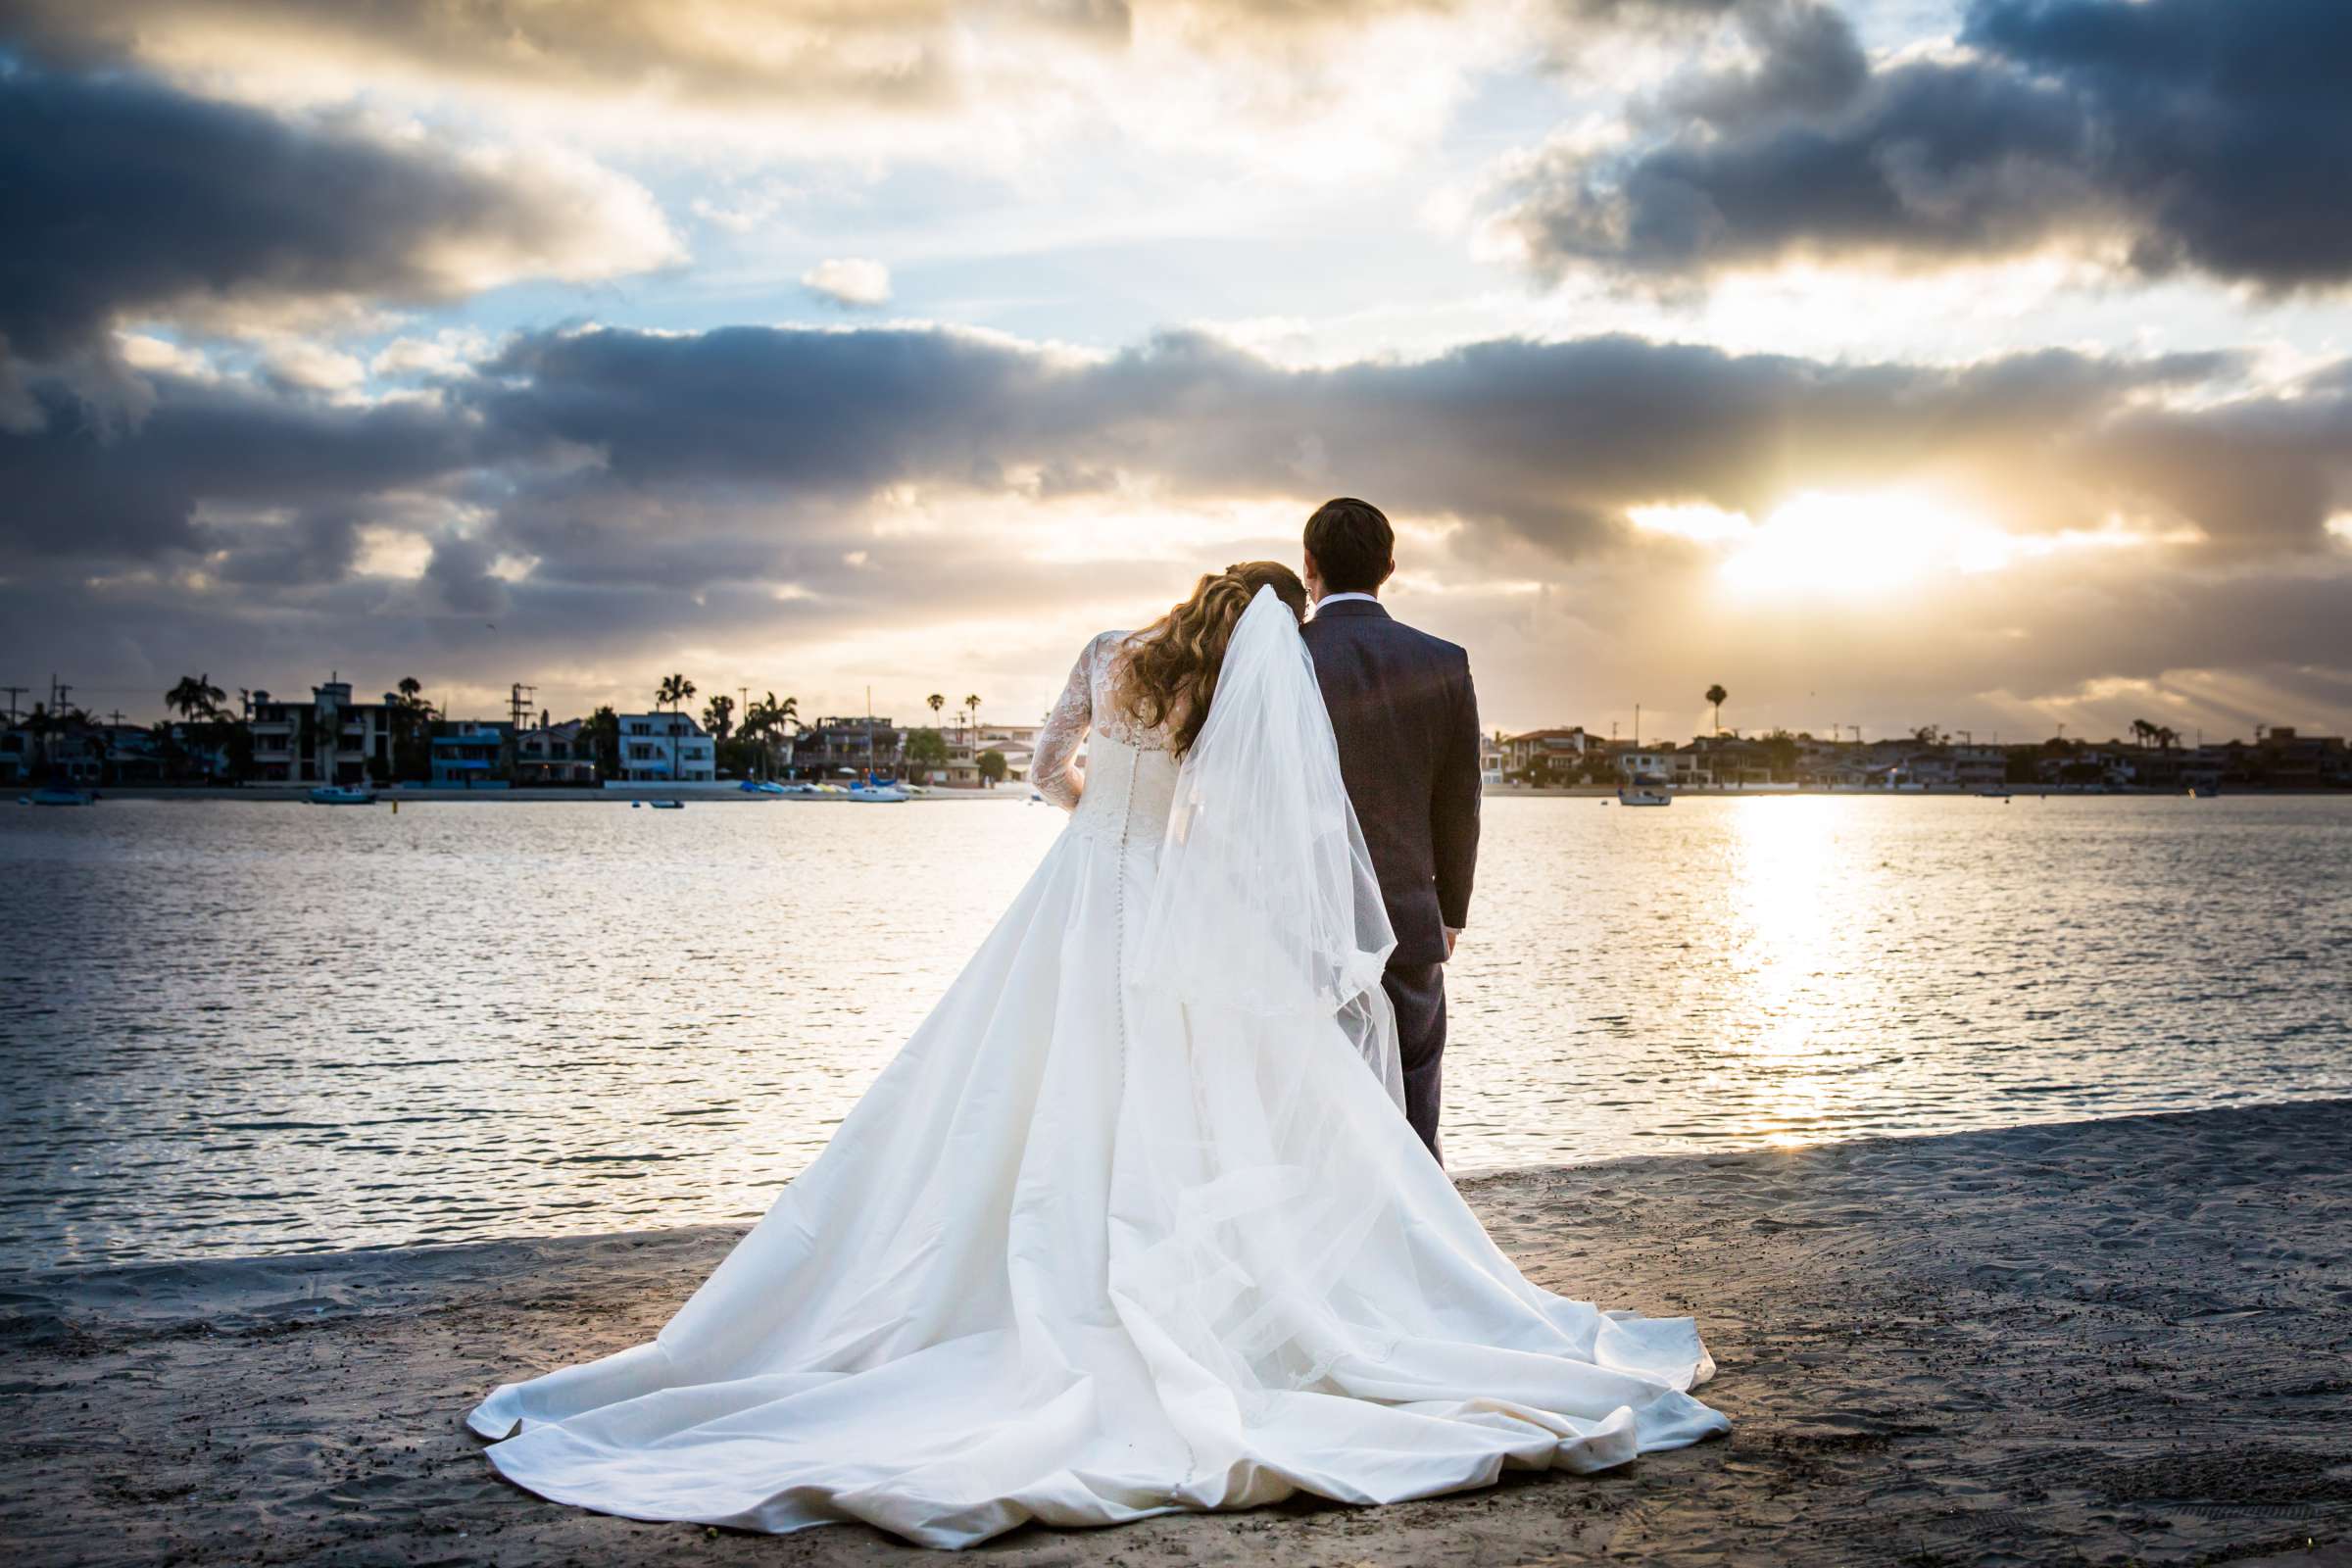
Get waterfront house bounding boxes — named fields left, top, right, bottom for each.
left=976, top=722, right=1041, bottom=786
left=2255, top=727, right=2349, bottom=788
left=1504, top=727, right=1591, bottom=784
left=249, top=680, right=403, bottom=785
left=430, top=719, right=515, bottom=787
left=1616, top=748, right=1678, bottom=783
left=515, top=719, right=597, bottom=785
left=932, top=721, right=1041, bottom=787
left=616, top=711, right=717, bottom=782
left=1948, top=744, right=2008, bottom=790
left=0, top=726, right=31, bottom=786
left=795, top=716, right=902, bottom=780
left=0, top=719, right=106, bottom=786
left=93, top=724, right=167, bottom=786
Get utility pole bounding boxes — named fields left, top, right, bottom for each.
left=508, top=682, right=535, bottom=733
left=0, top=686, right=25, bottom=724
left=1635, top=703, right=1642, bottom=748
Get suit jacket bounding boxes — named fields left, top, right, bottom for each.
left=1300, top=599, right=1481, bottom=968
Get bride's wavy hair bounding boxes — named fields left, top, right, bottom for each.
left=1115, top=561, right=1308, bottom=757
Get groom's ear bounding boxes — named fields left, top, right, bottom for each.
left=1381, top=556, right=1396, bottom=587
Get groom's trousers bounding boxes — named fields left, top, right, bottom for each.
left=1383, top=961, right=1447, bottom=1165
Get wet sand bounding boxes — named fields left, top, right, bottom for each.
left=5, top=1102, right=2348, bottom=1566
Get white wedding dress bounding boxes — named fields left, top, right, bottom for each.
left=468, top=592, right=1726, bottom=1547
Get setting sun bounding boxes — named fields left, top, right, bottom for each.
left=1722, top=491, right=2008, bottom=596
left=1633, top=491, right=2161, bottom=602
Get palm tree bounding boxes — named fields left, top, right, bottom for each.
left=581, top=706, right=620, bottom=778
left=656, top=673, right=697, bottom=780
left=1704, top=684, right=1728, bottom=735
left=166, top=674, right=225, bottom=722
left=742, top=692, right=799, bottom=779
left=964, top=693, right=983, bottom=771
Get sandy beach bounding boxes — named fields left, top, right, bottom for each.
left=5, top=1101, right=2348, bottom=1567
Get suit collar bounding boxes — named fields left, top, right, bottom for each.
left=1311, top=597, right=1391, bottom=621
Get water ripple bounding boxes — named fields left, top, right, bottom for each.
left=1, top=793, right=2346, bottom=1270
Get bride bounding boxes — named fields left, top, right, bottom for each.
left=468, top=561, right=1727, bottom=1547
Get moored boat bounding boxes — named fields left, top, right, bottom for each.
left=306, top=784, right=376, bottom=805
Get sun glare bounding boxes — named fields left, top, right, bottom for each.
left=1633, top=490, right=2160, bottom=599
left=1721, top=491, right=2010, bottom=596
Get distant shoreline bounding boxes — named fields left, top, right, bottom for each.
left=1484, top=783, right=2349, bottom=799
left=25, top=785, right=1033, bottom=805
left=26, top=783, right=2348, bottom=805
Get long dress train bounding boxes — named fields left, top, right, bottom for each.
left=468, top=598, right=1727, bottom=1548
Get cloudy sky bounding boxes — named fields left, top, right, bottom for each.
left=3, top=0, right=2347, bottom=743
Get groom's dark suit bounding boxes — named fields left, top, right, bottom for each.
left=1301, top=597, right=1481, bottom=1162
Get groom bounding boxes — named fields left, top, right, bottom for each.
left=1299, top=498, right=1481, bottom=1163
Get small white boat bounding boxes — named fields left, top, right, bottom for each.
left=23, top=785, right=97, bottom=807
left=848, top=782, right=909, bottom=804
left=306, top=785, right=376, bottom=806
left=648, top=799, right=686, bottom=810
left=1617, top=786, right=1672, bottom=807
left=1976, top=788, right=2012, bottom=800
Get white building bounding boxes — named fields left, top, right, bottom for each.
left=615, top=711, right=716, bottom=782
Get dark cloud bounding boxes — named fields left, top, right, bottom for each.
left=423, top=530, right=509, bottom=616
left=466, top=325, right=2306, bottom=573
left=475, top=326, right=1069, bottom=497
left=13, top=323, right=2337, bottom=591
left=0, top=65, right=672, bottom=414
left=1493, top=0, right=2352, bottom=290
left=204, top=508, right=362, bottom=588
left=0, top=372, right=490, bottom=565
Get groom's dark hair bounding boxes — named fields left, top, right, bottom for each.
left=1303, top=498, right=1395, bottom=594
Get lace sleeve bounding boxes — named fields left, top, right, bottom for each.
left=1033, top=637, right=1098, bottom=811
